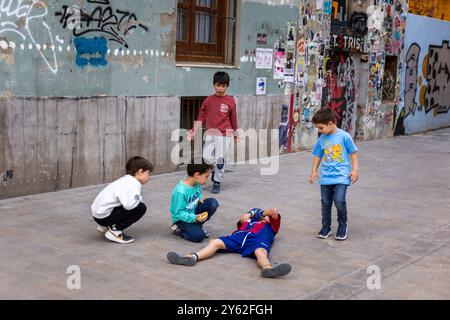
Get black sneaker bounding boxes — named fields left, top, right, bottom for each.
left=212, top=182, right=221, bottom=194
left=335, top=224, right=348, bottom=240
left=202, top=227, right=210, bottom=238
left=317, top=226, right=332, bottom=239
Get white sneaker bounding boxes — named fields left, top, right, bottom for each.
left=105, top=226, right=135, bottom=244
left=96, top=226, right=108, bottom=233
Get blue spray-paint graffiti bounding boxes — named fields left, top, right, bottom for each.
left=74, top=37, right=108, bottom=67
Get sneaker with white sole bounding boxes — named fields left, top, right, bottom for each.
left=170, top=224, right=182, bottom=236
left=317, top=226, right=332, bottom=239
left=212, top=182, right=221, bottom=194
left=105, top=226, right=135, bottom=244
left=96, top=226, right=108, bottom=233
left=335, top=224, right=348, bottom=240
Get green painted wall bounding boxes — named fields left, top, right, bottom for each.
left=0, top=0, right=298, bottom=97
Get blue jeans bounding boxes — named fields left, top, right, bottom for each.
left=175, top=198, right=219, bottom=242
left=320, top=184, right=348, bottom=228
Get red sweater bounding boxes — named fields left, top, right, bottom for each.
left=196, top=95, right=238, bottom=136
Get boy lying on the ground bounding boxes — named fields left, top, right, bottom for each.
left=167, top=207, right=291, bottom=278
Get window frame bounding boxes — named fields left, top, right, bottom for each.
left=176, top=0, right=229, bottom=64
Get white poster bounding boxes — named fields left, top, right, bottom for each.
left=255, top=48, right=273, bottom=69
left=256, top=77, right=267, bottom=95
left=316, top=0, right=323, bottom=10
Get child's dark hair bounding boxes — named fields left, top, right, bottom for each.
left=126, top=156, right=154, bottom=176
left=213, top=71, right=230, bottom=86
left=312, top=107, right=336, bottom=125
left=187, top=163, right=213, bottom=177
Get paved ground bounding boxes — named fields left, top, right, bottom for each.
left=1, top=128, right=450, bottom=300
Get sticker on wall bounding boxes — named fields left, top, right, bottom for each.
left=284, top=50, right=295, bottom=82
left=256, top=77, right=267, bottom=95
left=257, top=33, right=267, bottom=45
left=273, top=50, right=286, bottom=80
left=316, top=0, right=324, bottom=11
left=255, top=48, right=273, bottom=69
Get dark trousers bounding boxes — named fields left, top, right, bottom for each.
left=175, top=198, right=219, bottom=243
left=94, top=203, right=147, bottom=231
left=321, top=184, right=348, bottom=228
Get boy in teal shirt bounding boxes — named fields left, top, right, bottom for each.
left=170, top=163, right=219, bottom=242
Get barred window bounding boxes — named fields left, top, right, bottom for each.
left=176, top=0, right=238, bottom=64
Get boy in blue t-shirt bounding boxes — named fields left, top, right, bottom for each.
left=166, top=208, right=291, bottom=278
left=309, top=108, right=359, bottom=241
left=170, top=163, right=219, bottom=242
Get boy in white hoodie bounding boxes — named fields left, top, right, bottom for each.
left=91, top=156, right=153, bottom=244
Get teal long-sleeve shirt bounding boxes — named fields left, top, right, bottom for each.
left=170, top=180, right=202, bottom=223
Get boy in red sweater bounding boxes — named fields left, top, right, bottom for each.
left=187, top=72, right=239, bottom=194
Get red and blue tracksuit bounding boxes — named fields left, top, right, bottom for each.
left=219, top=211, right=281, bottom=259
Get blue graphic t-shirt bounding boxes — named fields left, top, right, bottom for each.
left=312, top=129, right=358, bottom=185
left=170, top=180, right=202, bottom=223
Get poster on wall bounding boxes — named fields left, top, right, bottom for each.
left=284, top=50, right=295, bottom=82
left=273, top=50, right=286, bottom=80
left=284, top=22, right=297, bottom=83
left=256, top=77, right=267, bottom=95
left=255, top=48, right=274, bottom=69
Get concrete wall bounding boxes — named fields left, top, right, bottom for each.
left=0, top=94, right=285, bottom=199
left=0, top=96, right=179, bottom=199
left=396, top=14, right=450, bottom=135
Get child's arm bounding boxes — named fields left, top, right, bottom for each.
left=187, top=99, right=207, bottom=140
left=308, top=156, right=321, bottom=183
left=230, top=100, right=239, bottom=143
left=116, top=184, right=142, bottom=211
left=350, top=152, right=359, bottom=183
left=171, top=192, right=197, bottom=223
left=239, top=212, right=252, bottom=225
left=262, top=208, right=279, bottom=219
left=264, top=208, right=281, bottom=233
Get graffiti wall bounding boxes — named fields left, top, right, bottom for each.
left=409, top=0, right=450, bottom=22
left=360, top=0, right=408, bottom=141
left=397, top=14, right=450, bottom=135
left=0, top=0, right=299, bottom=97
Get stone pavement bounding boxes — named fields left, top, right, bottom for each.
left=1, top=128, right=449, bottom=300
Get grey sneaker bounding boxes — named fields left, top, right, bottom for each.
left=167, top=252, right=196, bottom=266
left=261, top=263, right=292, bottom=278
left=212, top=182, right=221, bottom=194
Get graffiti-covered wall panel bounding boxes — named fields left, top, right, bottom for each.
left=0, top=0, right=298, bottom=97
left=398, top=14, right=450, bottom=135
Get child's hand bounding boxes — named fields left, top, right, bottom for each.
left=234, top=136, right=240, bottom=144
left=196, top=211, right=208, bottom=222
left=350, top=170, right=359, bottom=184
left=308, top=172, right=318, bottom=184
left=187, top=130, right=195, bottom=141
